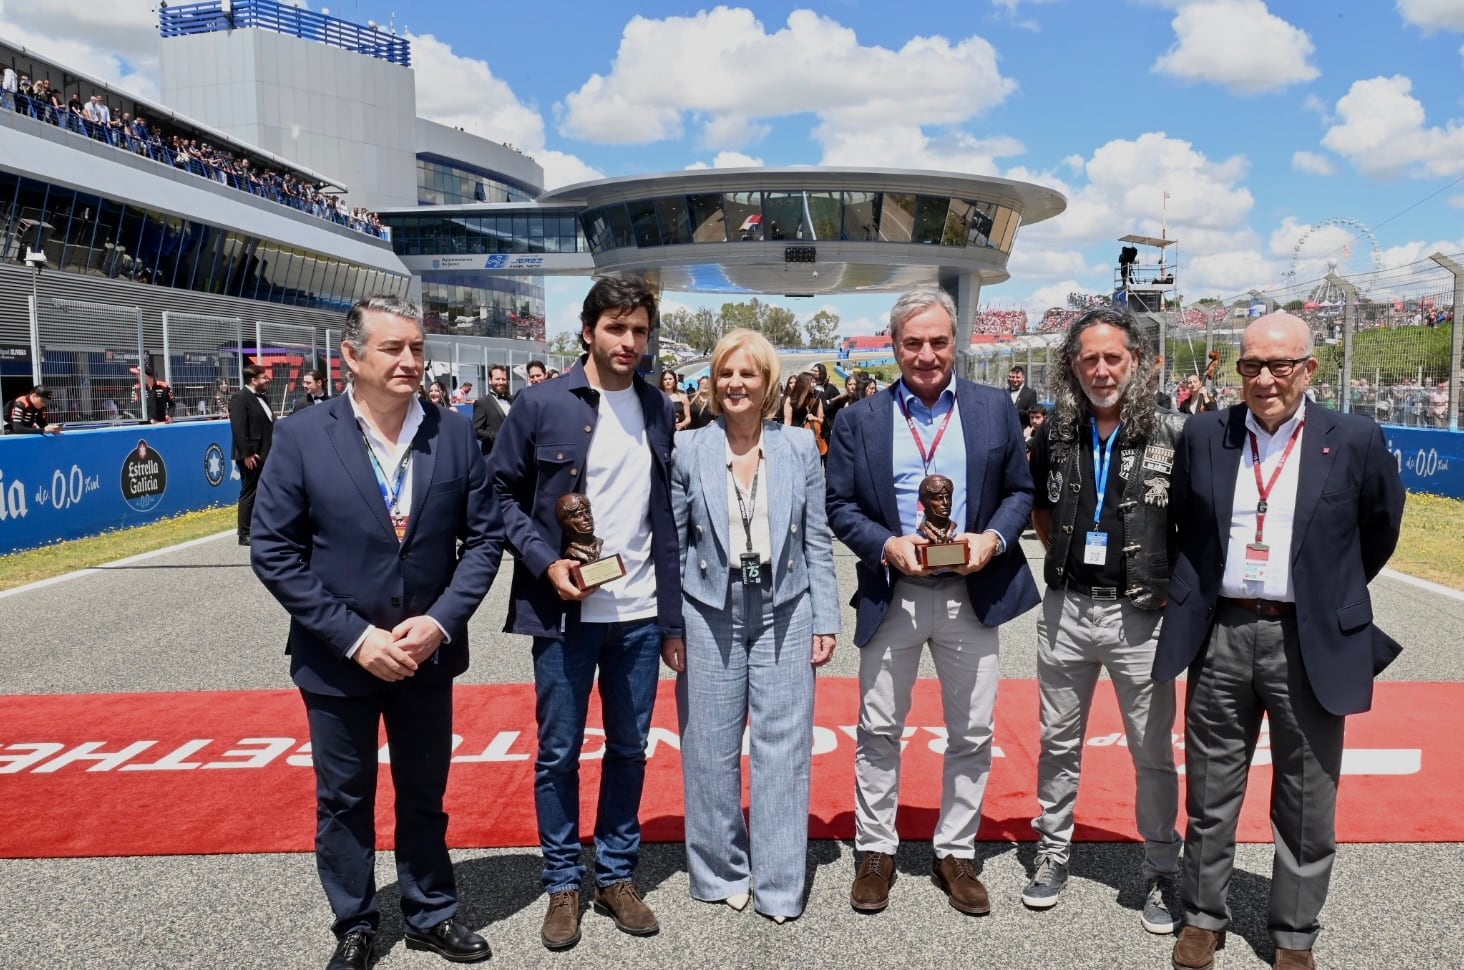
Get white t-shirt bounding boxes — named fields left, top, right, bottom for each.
left=580, top=386, right=658, bottom=624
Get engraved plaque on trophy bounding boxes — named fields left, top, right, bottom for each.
left=556, top=492, right=627, bottom=589
left=914, top=474, right=970, bottom=569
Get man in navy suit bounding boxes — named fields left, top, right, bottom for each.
left=251, top=295, right=502, bottom=970
left=826, top=287, right=1039, bottom=917
left=1155, top=312, right=1404, bottom=970
left=487, top=275, right=683, bottom=951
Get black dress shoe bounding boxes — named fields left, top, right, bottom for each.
left=237, top=534, right=251, bottom=546
left=404, top=919, right=491, bottom=963
left=326, top=931, right=373, bottom=970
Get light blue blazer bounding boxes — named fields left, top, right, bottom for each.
left=672, top=419, right=841, bottom=635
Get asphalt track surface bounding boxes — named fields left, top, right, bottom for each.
left=2, top=533, right=1462, bottom=970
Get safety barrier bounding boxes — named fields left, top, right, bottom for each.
left=0, top=422, right=236, bottom=556
left=2, top=422, right=1460, bottom=558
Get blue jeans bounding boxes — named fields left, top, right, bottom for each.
left=533, top=618, right=661, bottom=893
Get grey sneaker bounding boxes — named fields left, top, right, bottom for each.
left=1142, top=875, right=1179, bottom=934
left=1020, top=854, right=1069, bottom=909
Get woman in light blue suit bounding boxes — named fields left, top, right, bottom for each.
left=662, top=328, right=840, bottom=922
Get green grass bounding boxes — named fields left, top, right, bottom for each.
left=0, top=506, right=236, bottom=591
left=1392, top=492, right=1464, bottom=590
left=1, top=493, right=1460, bottom=593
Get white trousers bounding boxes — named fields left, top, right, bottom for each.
left=854, top=575, right=1000, bottom=858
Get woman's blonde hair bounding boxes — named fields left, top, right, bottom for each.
left=708, top=328, right=782, bottom=419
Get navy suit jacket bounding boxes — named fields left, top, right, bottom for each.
left=251, top=395, right=503, bottom=696
left=1153, top=403, right=1405, bottom=716
left=826, top=377, right=1040, bottom=647
left=486, top=361, right=685, bottom=641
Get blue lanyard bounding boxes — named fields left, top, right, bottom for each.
left=1089, top=418, right=1120, bottom=528
left=361, top=433, right=412, bottom=515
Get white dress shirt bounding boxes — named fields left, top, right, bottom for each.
left=1220, top=405, right=1306, bottom=602
left=346, top=387, right=435, bottom=657
left=724, top=434, right=773, bottom=566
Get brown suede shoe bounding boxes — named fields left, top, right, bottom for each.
left=931, top=855, right=991, bottom=915
left=540, top=889, right=581, bottom=950
left=850, top=851, right=897, bottom=912
left=593, top=881, right=659, bottom=936
left=1172, top=926, right=1225, bottom=970
left=1274, top=948, right=1316, bottom=970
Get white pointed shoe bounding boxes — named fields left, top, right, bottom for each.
left=724, top=891, right=751, bottom=912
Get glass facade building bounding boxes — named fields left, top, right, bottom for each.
left=381, top=209, right=580, bottom=341
left=0, top=170, right=408, bottom=311
left=418, top=275, right=546, bottom=341
left=417, top=157, right=538, bottom=207
left=577, top=189, right=1020, bottom=254
left=383, top=210, right=586, bottom=255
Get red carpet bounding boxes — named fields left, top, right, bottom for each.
left=0, top=679, right=1455, bottom=858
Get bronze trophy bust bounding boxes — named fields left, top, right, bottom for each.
left=916, top=474, right=970, bottom=567
left=555, top=492, right=625, bottom=588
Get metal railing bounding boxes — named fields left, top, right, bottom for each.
left=159, top=0, right=411, bottom=66
left=5, top=94, right=389, bottom=238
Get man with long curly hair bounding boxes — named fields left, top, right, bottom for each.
left=1023, top=307, right=1188, bottom=936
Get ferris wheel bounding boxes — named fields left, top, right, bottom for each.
left=1284, top=217, right=1385, bottom=291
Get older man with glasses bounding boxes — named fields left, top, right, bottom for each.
left=1154, top=312, right=1405, bottom=970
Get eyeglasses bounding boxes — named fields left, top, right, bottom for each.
left=1236, top=356, right=1311, bottom=379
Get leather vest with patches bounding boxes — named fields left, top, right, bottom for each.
left=1041, top=410, right=1187, bottom=610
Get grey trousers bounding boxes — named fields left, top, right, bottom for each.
left=677, top=573, right=815, bottom=918
left=1181, top=602, right=1344, bottom=951
left=855, top=574, right=1000, bottom=858
left=1032, top=587, right=1180, bottom=877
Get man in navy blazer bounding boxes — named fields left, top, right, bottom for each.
left=486, top=275, right=683, bottom=951
left=1154, top=312, right=1403, bottom=970
left=826, top=287, right=1039, bottom=918
left=252, top=296, right=502, bottom=970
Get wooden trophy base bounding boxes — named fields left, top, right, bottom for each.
left=570, top=553, right=627, bottom=590
left=917, top=540, right=970, bottom=569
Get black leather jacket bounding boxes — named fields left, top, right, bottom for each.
left=1040, top=409, right=1187, bottom=610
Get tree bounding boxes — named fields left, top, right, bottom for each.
left=760, top=303, right=804, bottom=349
left=547, top=332, right=580, bottom=356
left=714, top=298, right=805, bottom=349
left=804, top=309, right=841, bottom=348
left=659, top=307, right=720, bottom=353
left=1284, top=299, right=1306, bottom=312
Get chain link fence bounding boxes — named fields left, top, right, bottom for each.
left=31, top=296, right=146, bottom=424
left=255, top=321, right=320, bottom=414
left=8, top=298, right=554, bottom=428
left=966, top=250, right=1464, bottom=431
left=161, top=311, right=245, bottom=421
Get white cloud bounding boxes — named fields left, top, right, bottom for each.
left=559, top=9, right=1016, bottom=144
left=1291, top=150, right=1336, bottom=175
left=0, top=1, right=160, bottom=101
left=698, top=114, right=772, bottom=152
left=1002, top=132, right=1266, bottom=301
left=684, top=151, right=766, bottom=170
left=1449, top=194, right=1464, bottom=209
left=407, top=32, right=600, bottom=189
left=712, top=150, right=764, bottom=168
left=1185, top=249, right=1279, bottom=292
left=1005, top=247, right=1098, bottom=282
left=1320, top=75, right=1464, bottom=177
left=1153, top=1, right=1319, bottom=94
left=1397, top=0, right=1464, bottom=32
left=818, top=125, right=1023, bottom=173
left=1023, top=280, right=1089, bottom=315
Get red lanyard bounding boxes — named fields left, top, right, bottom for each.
left=1247, top=420, right=1304, bottom=544
left=898, top=389, right=955, bottom=474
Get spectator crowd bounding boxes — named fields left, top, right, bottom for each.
left=1, top=66, right=386, bottom=238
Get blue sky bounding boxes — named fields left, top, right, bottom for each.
left=3, top=0, right=1463, bottom=339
